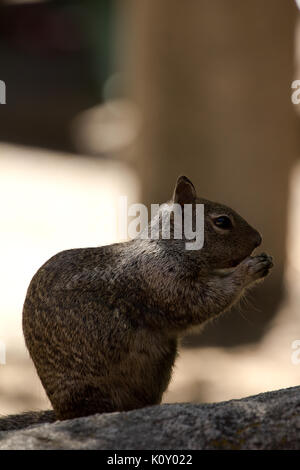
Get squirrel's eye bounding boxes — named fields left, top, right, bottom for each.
left=213, top=216, right=233, bottom=230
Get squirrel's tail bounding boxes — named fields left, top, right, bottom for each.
left=0, top=410, right=56, bottom=432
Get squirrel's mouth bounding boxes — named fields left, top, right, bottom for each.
left=231, top=245, right=261, bottom=268
left=214, top=249, right=256, bottom=275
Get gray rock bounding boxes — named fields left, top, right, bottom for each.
left=0, top=386, right=300, bottom=449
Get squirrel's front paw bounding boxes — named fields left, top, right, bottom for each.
left=241, top=253, right=273, bottom=286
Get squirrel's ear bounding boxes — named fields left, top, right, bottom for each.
left=172, top=176, right=197, bottom=205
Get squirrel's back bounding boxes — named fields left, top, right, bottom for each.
left=23, top=243, right=177, bottom=420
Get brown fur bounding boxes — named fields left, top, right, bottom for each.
left=20, top=176, right=272, bottom=421
left=0, top=410, right=55, bottom=432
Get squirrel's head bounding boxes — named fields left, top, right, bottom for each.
left=170, top=175, right=262, bottom=270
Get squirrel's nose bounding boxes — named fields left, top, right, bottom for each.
left=254, top=233, right=262, bottom=248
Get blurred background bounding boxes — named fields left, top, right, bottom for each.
left=1, top=0, right=300, bottom=414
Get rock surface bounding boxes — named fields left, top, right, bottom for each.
left=0, top=386, right=299, bottom=449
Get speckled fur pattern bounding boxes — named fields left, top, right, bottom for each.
left=22, top=176, right=273, bottom=420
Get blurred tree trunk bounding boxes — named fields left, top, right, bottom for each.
left=124, top=0, right=298, bottom=344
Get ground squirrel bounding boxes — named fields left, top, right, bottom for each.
left=0, top=176, right=273, bottom=429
